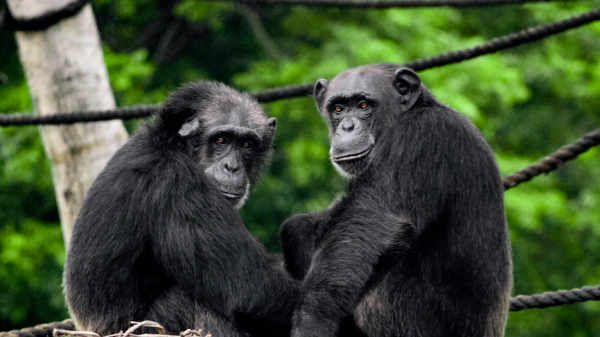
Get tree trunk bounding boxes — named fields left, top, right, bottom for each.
left=8, top=0, right=128, bottom=248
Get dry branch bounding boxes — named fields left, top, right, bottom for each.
left=52, top=321, right=210, bottom=337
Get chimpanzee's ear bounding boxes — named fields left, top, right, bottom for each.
left=392, top=68, right=421, bottom=112
left=314, top=79, right=329, bottom=117
left=263, top=117, right=277, bottom=149
left=178, top=117, right=201, bottom=137
left=157, top=81, right=213, bottom=135
left=155, top=105, right=197, bottom=137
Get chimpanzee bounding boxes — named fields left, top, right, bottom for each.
left=280, top=64, right=512, bottom=337
left=64, top=81, right=300, bottom=337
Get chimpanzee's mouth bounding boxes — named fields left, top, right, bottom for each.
left=332, top=146, right=373, bottom=162
left=221, top=191, right=243, bottom=200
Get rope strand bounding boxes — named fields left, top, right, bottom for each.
left=406, top=7, right=600, bottom=71
left=254, top=7, right=600, bottom=102
left=0, top=0, right=92, bottom=32
left=503, top=127, right=600, bottom=189
left=510, top=285, right=600, bottom=311
left=2, top=7, right=599, bottom=120
left=0, top=320, right=74, bottom=337
left=0, top=105, right=158, bottom=127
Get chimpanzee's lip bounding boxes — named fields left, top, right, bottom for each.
left=332, top=146, right=373, bottom=162
left=220, top=190, right=243, bottom=200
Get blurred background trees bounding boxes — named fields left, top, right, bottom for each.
left=0, top=0, right=599, bottom=335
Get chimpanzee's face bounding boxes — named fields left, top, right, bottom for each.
left=178, top=94, right=276, bottom=208
left=314, top=66, right=422, bottom=178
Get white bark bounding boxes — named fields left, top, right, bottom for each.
left=8, top=0, right=128, bottom=248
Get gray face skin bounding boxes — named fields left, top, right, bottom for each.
left=314, top=66, right=422, bottom=178
left=178, top=88, right=276, bottom=209
left=202, top=123, right=263, bottom=208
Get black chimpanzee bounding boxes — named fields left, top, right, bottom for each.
left=281, top=64, right=512, bottom=337
left=64, top=81, right=300, bottom=337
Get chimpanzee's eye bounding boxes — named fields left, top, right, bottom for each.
left=359, top=101, right=369, bottom=109
left=216, top=137, right=229, bottom=145
left=242, top=141, right=253, bottom=150
left=334, top=105, right=343, bottom=113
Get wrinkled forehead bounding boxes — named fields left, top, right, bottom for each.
left=199, top=94, right=266, bottom=131
left=327, top=67, right=392, bottom=98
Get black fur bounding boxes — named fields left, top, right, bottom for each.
left=281, top=65, right=512, bottom=337
left=64, top=81, right=299, bottom=337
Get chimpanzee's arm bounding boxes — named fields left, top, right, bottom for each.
left=291, top=209, right=414, bottom=337
left=150, top=179, right=301, bottom=336
left=280, top=208, right=334, bottom=280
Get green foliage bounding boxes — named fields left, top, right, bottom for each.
left=175, top=0, right=235, bottom=30
left=103, top=46, right=158, bottom=105
left=0, top=222, right=66, bottom=329
left=1, top=1, right=600, bottom=335
left=0, top=77, right=66, bottom=329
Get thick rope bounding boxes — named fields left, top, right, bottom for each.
left=503, top=127, right=600, bottom=190
left=205, top=0, right=582, bottom=8
left=2, top=7, right=600, bottom=121
left=0, top=0, right=92, bottom=32
left=253, top=6, right=600, bottom=102
left=0, top=0, right=577, bottom=33
left=252, top=83, right=314, bottom=103
left=0, top=320, right=74, bottom=337
left=510, top=285, right=600, bottom=311
left=405, top=7, right=600, bottom=71
left=0, top=105, right=158, bottom=126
